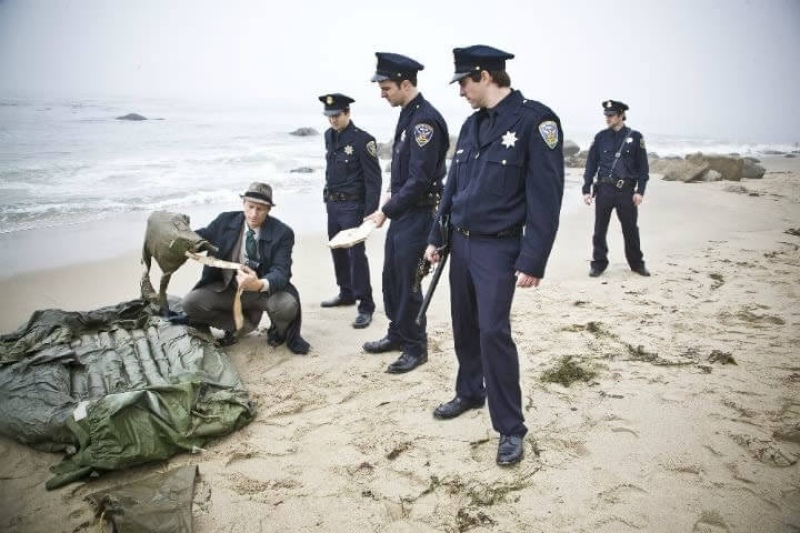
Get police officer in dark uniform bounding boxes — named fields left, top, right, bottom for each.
left=318, top=93, right=382, bottom=329
left=363, top=52, right=449, bottom=374
left=424, top=45, right=564, bottom=466
left=582, top=100, right=650, bottom=277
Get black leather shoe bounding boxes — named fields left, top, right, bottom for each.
left=352, top=312, right=372, bottom=329
left=433, top=396, right=486, bottom=420
left=589, top=267, right=604, bottom=277
left=632, top=265, right=651, bottom=277
left=386, top=352, right=428, bottom=374
left=218, top=331, right=237, bottom=347
left=321, top=295, right=356, bottom=308
left=496, top=435, right=524, bottom=466
left=363, top=336, right=402, bottom=353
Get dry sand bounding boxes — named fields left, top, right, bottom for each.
left=1, top=157, right=799, bottom=532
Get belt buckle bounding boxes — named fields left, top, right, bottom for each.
left=616, top=179, right=625, bottom=189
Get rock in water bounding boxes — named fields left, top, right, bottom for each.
left=116, top=112, right=148, bottom=121
left=289, top=127, right=319, bottom=136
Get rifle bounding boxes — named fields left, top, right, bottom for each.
left=414, top=215, right=451, bottom=325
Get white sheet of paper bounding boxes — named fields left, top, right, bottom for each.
left=328, top=220, right=377, bottom=249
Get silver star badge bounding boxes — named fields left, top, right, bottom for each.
left=344, top=145, right=354, bottom=155
left=501, top=131, right=518, bottom=149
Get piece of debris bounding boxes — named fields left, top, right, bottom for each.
left=541, top=356, right=597, bottom=387
left=708, top=350, right=737, bottom=365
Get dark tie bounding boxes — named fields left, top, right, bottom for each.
left=245, top=229, right=257, bottom=260
left=479, top=109, right=496, bottom=146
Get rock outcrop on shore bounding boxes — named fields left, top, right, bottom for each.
left=651, top=153, right=767, bottom=183
left=565, top=148, right=769, bottom=184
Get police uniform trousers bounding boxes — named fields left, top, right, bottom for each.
left=591, top=182, right=645, bottom=270
left=449, top=231, right=527, bottom=438
left=182, top=281, right=299, bottom=336
left=382, top=207, right=432, bottom=356
left=326, top=200, right=375, bottom=314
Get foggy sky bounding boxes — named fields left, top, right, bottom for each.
left=1, top=0, right=798, bottom=142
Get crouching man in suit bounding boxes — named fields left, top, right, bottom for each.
left=179, top=182, right=310, bottom=354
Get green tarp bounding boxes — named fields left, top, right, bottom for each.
left=0, top=299, right=254, bottom=489
left=87, top=465, right=198, bottom=533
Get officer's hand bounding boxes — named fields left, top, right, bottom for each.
left=236, top=266, right=262, bottom=292
left=633, top=193, right=643, bottom=206
left=364, top=209, right=388, bottom=228
left=516, top=272, right=541, bottom=288
left=583, top=194, right=593, bottom=206
left=424, top=244, right=440, bottom=264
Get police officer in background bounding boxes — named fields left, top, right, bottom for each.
left=363, top=52, right=449, bottom=374
left=425, top=45, right=564, bottom=466
left=318, top=93, right=382, bottom=329
left=582, top=100, right=650, bottom=277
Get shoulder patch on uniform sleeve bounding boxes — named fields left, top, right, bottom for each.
left=538, top=120, right=559, bottom=150
left=366, top=140, right=378, bottom=158
left=413, top=123, right=434, bottom=147
left=640, top=137, right=646, bottom=150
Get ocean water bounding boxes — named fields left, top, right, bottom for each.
left=1, top=96, right=797, bottom=238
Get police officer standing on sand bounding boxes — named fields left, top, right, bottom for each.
left=318, top=93, right=382, bottom=329
left=363, top=52, right=449, bottom=374
left=582, top=100, right=650, bottom=277
left=425, top=45, right=564, bottom=465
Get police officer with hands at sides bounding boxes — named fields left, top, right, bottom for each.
left=363, top=52, right=449, bottom=374
left=582, top=100, right=650, bottom=277
left=318, top=93, right=382, bottom=329
left=178, top=182, right=310, bottom=355
left=425, top=45, right=564, bottom=466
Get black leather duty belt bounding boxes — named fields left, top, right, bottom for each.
left=454, top=225, right=523, bottom=238
left=414, top=193, right=440, bottom=208
left=325, top=191, right=363, bottom=202
left=597, top=177, right=635, bottom=189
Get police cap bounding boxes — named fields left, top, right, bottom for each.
left=603, top=99, right=629, bottom=115
left=318, top=93, right=354, bottom=116
left=450, top=45, right=515, bottom=83
left=370, top=52, right=424, bottom=82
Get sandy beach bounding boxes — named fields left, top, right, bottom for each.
left=1, top=156, right=799, bottom=532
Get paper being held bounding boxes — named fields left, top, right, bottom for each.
left=328, top=220, right=377, bottom=249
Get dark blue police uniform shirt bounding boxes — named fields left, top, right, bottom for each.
left=432, top=89, right=564, bottom=278
left=582, top=127, right=650, bottom=195
left=324, top=121, right=382, bottom=214
left=381, top=93, right=449, bottom=219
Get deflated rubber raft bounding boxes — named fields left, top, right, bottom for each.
left=0, top=299, right=254, bottom=489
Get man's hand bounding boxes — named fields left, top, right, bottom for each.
left=633, top=193, right=643, bottom=206
left=424, top=244, right=440, bottom=264
left=236, top=265, right=264, bottom=292
left=516, top=271, right=541, bottom=288
left=364, top=209, right=388, bottom=228
left=583, top=193, right=593, bottom=206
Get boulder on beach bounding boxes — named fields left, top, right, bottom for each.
left=290, top=127, right=319, bottom=137
left=651, top=158, right=709, bottom=182
left=563, top=140, right=580, bottom=158
left=116, top=113, right=147, bottom=121
left=742, top=159, right=766, bottom=179
left=686, top=153, right=744, bottom=181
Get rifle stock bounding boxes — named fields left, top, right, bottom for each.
left=415, top=215, right=451, bottom=325
left=415, top=251, right=448, bottom=325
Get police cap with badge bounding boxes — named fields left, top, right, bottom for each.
left=370, top=52, right=424, bottom=82
left=319, top=93, right=355, bottom=116
left=603, top=100, right=629, bottom=116
left=449, top=45, right=515, bottom=83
